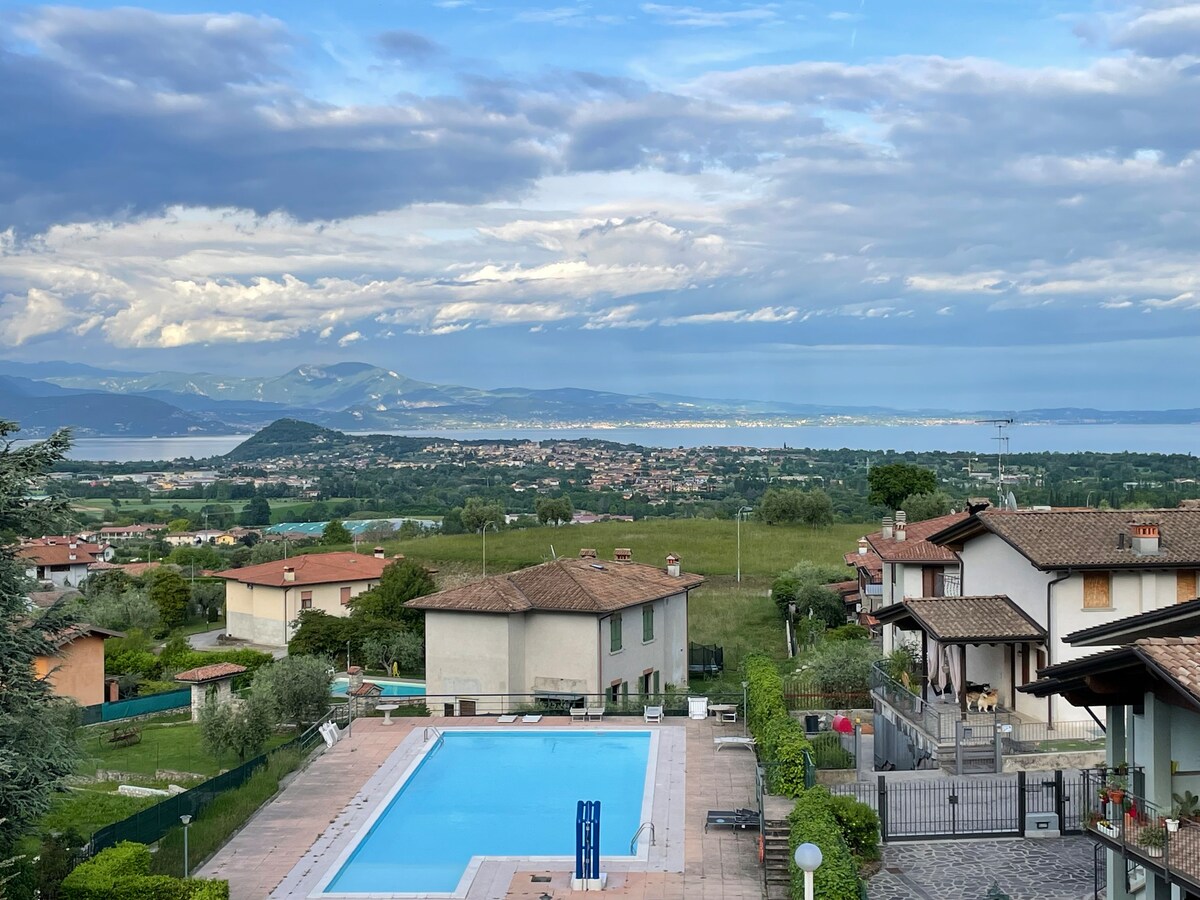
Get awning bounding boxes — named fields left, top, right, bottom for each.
left=874, top=595, right=1046, bottom=644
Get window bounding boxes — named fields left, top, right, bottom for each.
left=300, top=590, right=313, bottom=610
left=340, top=586, right=352, bottom=605
left=610, top=614, right=623, bottom=652
left=1178, top=570, right=1199, bottom=604
left=642, top=605, right=654, bottom=642
left=609, top=681, right=621, bottom=703
left=653, top=671, right=661, bottom=693
left=1083, top=572, right=1111, bottom=609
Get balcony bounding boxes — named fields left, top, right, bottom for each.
left=1083, top=767, right=1200, bottom=894
left=933, top=571, right=961, bottom=597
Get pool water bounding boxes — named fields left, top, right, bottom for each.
left=323, top=730, right=651, bottom=894
left=330, top=678, right=425, bottom=697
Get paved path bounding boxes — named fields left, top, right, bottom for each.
left=867, top=837, right=1104, bottom=900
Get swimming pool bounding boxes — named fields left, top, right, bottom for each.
left=330, top=678, right=425, bottom=697
left=320, top=730, right=652, bottom=895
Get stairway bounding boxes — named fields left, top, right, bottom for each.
left=762, top=818, right=791, bottom=900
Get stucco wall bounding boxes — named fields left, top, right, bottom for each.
left=523, top=611, right=597, bottom=695
left=224, top=578, right=379, bottom=647
left=598, top=592, right=688, bottom=697
left=424, top=610, right=513, bottom=698
left=36, top=634, right=105, bottom=706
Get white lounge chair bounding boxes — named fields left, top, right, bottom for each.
left=497, top=714, right=518, bottom=724
left=643, top=705, right=663, bottom=723
left=570, top=707, right=588, bottom=723
left=586, top=706, right=606, bottom=722
left=714, top=736, right=757, bottom=752
left=522, top=714, right=543, bottom=723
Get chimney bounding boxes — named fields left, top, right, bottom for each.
left=1131, top=523, right=1161, bottom=557
left=374, top=547, right=385, bottom=559
left=881, top=516, right=894, bottom=540
left=283, top=565, right=296, bottom=582
left=69, top=552, right=77, bottom=561
left=614, top=548, right=632, bottom=562
left=857, top=537, right=868, bottom=556
left=347, top=665, right=363, bottom=691
left=579, top=548, right=597, bottom=559
left=894, top=511, right=907, bottom=541
left=666, top=554, right=680, bottom=577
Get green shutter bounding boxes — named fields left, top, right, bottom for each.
left=610, top=614, right=622, bottom=652
left=642, top=605, right=654, bottom=642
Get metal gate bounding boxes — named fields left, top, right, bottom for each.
left=1022, top=770, right=1086, bottom=835
left=832, top=774, right=1043, bottom=841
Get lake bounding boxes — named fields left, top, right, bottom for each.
left=54, top=423, right=1200, bottom=461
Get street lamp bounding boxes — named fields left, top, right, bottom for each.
left=794, top=842, right=822, bottom=900
left=481, top=521, right=498, bottom=576
left=736, top=506, right=752, bottom=583
left=180, top=815, right=192, bottom=878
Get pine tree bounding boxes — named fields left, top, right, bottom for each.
left=0, top=422, right=82, bottom=855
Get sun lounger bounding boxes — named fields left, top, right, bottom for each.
left=586, top=706, right=606, bottom=722
left=643, top=705, right=663, bottom=723
left=704, top=808, right=759, bottom=832
left=522, top=714, right=543, bottom=723
left=570, top=706, right=588, bottom=723
left=713, top=736, right=757, bottom=752
left=497, top=714, right=518, bottom=723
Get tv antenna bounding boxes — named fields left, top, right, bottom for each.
left=975, top=418, right=1014, bottom=506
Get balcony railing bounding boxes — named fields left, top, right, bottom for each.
left=934, top=572, right=961, bottom=597
left=1083, top=767, right=1200, bottom=891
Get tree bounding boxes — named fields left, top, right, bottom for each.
left=0, top=421, right=82, bottom=856
left=757, top=488, right=804, bottom=525
left=72, top=588, right=161, bottom=633
left=288, top=609, right=360, bottom=661
left=167, top=517, right=192, bottom=533
left=251, top=656, right=331, bottom=726
left=361, top=629, right=423, bottom=675
left=901, top=490, right=953, bottom=522
left=796, top=583, right=846, bottom=629
left=350, top=560, right=434, bottom=632
left=536, top=495, right=574, bottom=526
left=249, top=541, right=286, bottom=565
left=197, top=690, right=274, bottom=762
left=323, top=519, right=352, bottom=545
left=797, top=489, right=835, bottom=527
left=867, top=463, right=937, bottom=511
left=460, top=497, right=504, bottom=533
left=239, top=497, right=272, bottom=527
left=191, top=581, right=225, bottom=622
left=145, top=568, right=189, bottom=630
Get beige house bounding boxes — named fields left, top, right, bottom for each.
left=35, top=624, right=125, bottom=707
left=220, top=551, right=391, bottom=647
left=407, top=552, right=704, bottom=714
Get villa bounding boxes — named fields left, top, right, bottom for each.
left=406, top=550, right=703, bottom=714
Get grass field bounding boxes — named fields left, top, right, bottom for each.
left=71, top=497, right=356, bottom=520
left=79, top=718, right=293, bottom=779
left=688, top=576, right=787, bottom=668
left=386, top=519, right=866, bottom=579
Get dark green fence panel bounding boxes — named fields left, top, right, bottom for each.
left=100, top=690, right=192, bottom=722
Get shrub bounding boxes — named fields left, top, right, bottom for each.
left=825, top=624, right=869, bottom=642
left=744, top=654, right=812, bottom=797
left=805, top=640, right=880, bottom=696
left=60, top=842, right=225, bottom=900
left=809, top=732, right=855, bottom=770
left=788, top=789, right=862, bottom=900
left=828, top=794, right=880, bottom=860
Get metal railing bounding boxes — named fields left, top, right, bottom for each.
left=1003, top=720, right=1105, bottom=754
left=412, top=690, right=744, bottom=718
left=1082, top=767, right=1200, bottom=888
left=783, top=676, right=870, bottom=711
left=935, top=572, right=962, bottom=597
left=629, top=822, right=655, bottom=853
left=870, top=661, right=1020, bottom=743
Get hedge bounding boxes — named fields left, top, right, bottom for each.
left=60, top=842, right=228, bottom=900
left=828, top=794, right=880, bottom=861
left=788, top=788, right=862, bottom=900
left=744, top=654, right=812, bottom=797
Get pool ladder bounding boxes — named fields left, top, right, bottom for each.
left=423, top=726, right=443, bottom=742
left=629, top=821, right=655, bottom=854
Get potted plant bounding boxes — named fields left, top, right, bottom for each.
left=1107, top=773, right=1128, bottom=804
left=1140, top=824, right=1167, bottom=858
left=1166, top=803, right=1182, bottom=833
left=1095, top=818, right=1119, bottom=838
left=1173, top=790, right=1200, bottom=822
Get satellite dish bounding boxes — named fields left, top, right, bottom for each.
left=1005, top=491, right=1018, bottom=511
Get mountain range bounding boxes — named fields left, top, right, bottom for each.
left=3, top=359, right=1200, bottom=437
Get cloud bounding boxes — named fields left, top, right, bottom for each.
left=374, top=30, right=444, bottom=62
left=337, top=331, right=364, bottom=346
left=1110, top=4, right=1200, bottom=58
left=640, top=3, right=777, bottom=28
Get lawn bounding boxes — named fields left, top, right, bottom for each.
left=387, top=519, right=866, bottom=579
left=78, top=718, right=293, bottom=779
left=41, top=785, right=160, bottom=838
left=689, top=576, right=787, bottom=670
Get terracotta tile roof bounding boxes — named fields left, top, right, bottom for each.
left=864, top=512, right=967, bottom=563
left=219, top=552, right=390, bottom=587
left=349, top=682, right=382, bottom=697
left=875, top=595, right=1046, bottom=643
left=174, top=662, right=248, bottom=683
left=1065, top=597, right=1200, bottom=647
left=844, top=548, right=883, bottom=580
left=48, top=623, right=125, bottom=647
left=945, top=508, right=1200, bottom=570
left=17, top=544, right=99, bottom=566
left=115, top=562, right=163, bottom=577
left=407, top=557, right=704, bottom=615
left=1138, top=637, right=1200, bottom=702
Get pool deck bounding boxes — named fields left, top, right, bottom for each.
left=198, top=715, right=765, bottom=900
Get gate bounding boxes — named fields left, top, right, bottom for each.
left=1022, top=770, right=1086, bottom=835
left=832, top=774, right=1030, bottom=841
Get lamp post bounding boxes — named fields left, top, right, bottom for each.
left=180, top=815, right=192, bottom=878
left=741, top=680, right=749, bottom=737
left=736, top=506, right=752, bottom=583
left=346, top=639, right=353, bottom=738
left=794, top=842, right=822, bottom=900
left=482, top=521, right=498, bottom=576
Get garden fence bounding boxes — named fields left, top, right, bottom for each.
left=79, top=689, right=192, bottom=725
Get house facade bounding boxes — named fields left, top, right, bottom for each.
left=928, top=508, right=1200, bottom=723
left=407, top=552, right=703, bottom=714
left=220, top=551, right=390, bottom=647
left=35, top=624, right=125, bottom=707
left=18, top=542, right=99, bottom=587
left=864, top=511, right=967, bottom=614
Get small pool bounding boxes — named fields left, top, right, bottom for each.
left=321, top=730, right=652, bottom=895
left=330, top=678, right=425, bottom=698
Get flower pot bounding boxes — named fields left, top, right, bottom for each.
left=1146, top=847, right=1164, bottom=858
left=1109, top=789, right=1126, bottom=804
left=1098, top=823, right=1119, bottom=838
left=1167, top=819, right=1180, bottom=833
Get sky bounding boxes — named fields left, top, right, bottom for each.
left=2, top=0, right=1200, bottom=410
